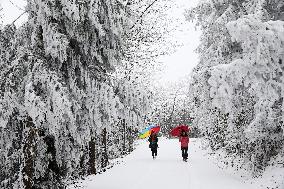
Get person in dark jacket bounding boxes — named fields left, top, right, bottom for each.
left=179, top=130, right=189, bottom=161
left=148, top=132, right=158, bottom=159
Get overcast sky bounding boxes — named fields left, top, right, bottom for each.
left=0, top=0, right=200, bottom=85
left=0, top=0, right=28, bottom=27
left=157, top=0, right=201, bottom=85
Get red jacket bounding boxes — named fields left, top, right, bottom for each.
left=179, top=136, right=189, bottom=148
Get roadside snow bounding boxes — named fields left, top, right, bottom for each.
left=68, top=138, right=283, bottom=189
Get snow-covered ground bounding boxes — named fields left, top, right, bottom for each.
left=68, top=138, right=284, bottom=189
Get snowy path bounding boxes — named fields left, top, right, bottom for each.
left=68, top=138, right=256, bottom=189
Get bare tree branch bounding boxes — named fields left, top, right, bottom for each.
left=8, top=0, right=25, bottom=11
left=11, top=11, right=27, bottom=25
left=130, top=0, right=159, bottom=29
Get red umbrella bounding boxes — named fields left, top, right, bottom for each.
left=170, top=125, right=190, bottom=137
left=151, top=126, right=160, bottom=134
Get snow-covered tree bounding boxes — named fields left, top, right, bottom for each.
left=186, top=0, right=284, bottom=175
left=0, top=0, right=153, bottom=188
left=117, top=0, right=180, bottom=88
left=112, top=0, right=184, bottom=128
left=149, top=79, right=198, bottom=137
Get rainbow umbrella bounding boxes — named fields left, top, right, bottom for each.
left=139, top=125, right=160, bottom=139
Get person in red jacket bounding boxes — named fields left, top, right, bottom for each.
left=179, top=130, right=189, bottom=161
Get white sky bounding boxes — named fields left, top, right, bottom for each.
left=0, top=0, right=28, bottom=27
left=0, top=0, right=201, bottom=85
left=157, top=0, right=201, bottom=85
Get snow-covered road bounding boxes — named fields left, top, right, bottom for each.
left=68, top=138, right=256, bottom=189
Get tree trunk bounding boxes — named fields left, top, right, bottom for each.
left=22, top=116, right=36, bottom=189
left=101, top=128, right=108, bottom=168
left=122, top=119, right=126, bottom=155
left=89, top=137, right=96, bottom=174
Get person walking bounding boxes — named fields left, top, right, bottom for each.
left=148, top=132, right=158, bottom=159
left=179, top=130, right=189, bottom=162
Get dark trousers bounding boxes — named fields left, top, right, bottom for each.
left=181, top=147, right=188, bottom=159
left=151, top=147, right=157, bottom=157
